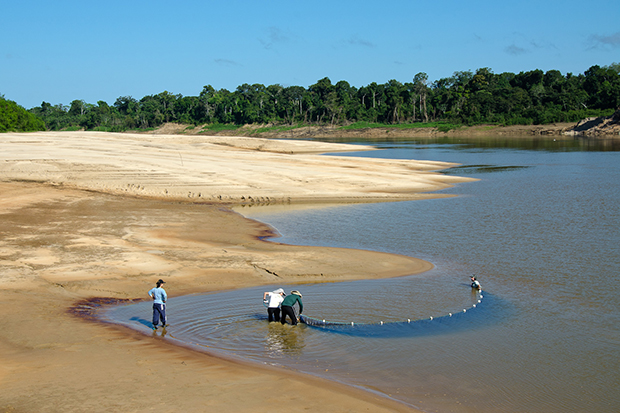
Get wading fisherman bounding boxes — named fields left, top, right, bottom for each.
left=263, top=288, right=286, bottom=322
left=280, top=290, right=303, bottom=325
left=470, top=275, right=481, bottom=290
left=148, top=279, right=167, bottom=330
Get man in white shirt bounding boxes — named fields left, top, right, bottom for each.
left=263, top=288, right=285, bottom=322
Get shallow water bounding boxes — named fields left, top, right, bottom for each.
left=106, top=137, right=620, bottom=413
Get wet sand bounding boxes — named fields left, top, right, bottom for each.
left=0, top=132, right=473, bottom=412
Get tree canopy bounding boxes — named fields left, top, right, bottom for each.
left=23, top=64, right=620, bottom=132
left=0, top=96, right=46, bottom=132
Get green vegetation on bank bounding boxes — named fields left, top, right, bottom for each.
left=14, top=64, right=620, bottom=132
left=340, top=121, right=462, bottom=132
left=252, top=124, right=305, bottom=135
left=0, top=96, right=46, bottom=132
left=200, top=123, right=242, bottom=133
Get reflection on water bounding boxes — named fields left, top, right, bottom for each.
left=265, top=322, right=305, bottom=356
left=152, top=327, right=168, bottom=338
left=314, top=135, right=620, bottom=151
left=105, top=138, right=620, bottom=413
left=444, top=164, right=530, bottom=174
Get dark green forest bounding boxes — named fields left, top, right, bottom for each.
left=6, top=64, right=620, bottom=133
left=0, top=96, right=46, bottom=132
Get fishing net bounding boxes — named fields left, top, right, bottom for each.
left=300, top=290, right=485, bottom=332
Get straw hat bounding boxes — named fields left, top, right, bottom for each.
left=290, top=290, right=302, bottom=297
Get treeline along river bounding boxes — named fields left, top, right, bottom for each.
left=26, top=64, right=620, bottom=131
left=106, top=136, right=620, bottom=413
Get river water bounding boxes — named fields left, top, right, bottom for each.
left=105, top=137, right=620, bottom=413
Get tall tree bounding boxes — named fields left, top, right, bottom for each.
left=385, top=79, right=404, bottom=123
left=68, top=99, right=87, bottom=116
left=413, top=72, right=429, bottom=122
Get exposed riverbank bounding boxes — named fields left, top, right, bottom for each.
left=146, top=120, right=603, bottom=139
left=0, top=132, right=471, bottom=412
left=144, top=110, right=620, bottom=139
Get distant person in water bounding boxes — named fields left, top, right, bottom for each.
left=148, top=279, right=167, bottom=330
left=280, top=290, right=303, bottom=325
left=470, top=276, right=481, bottom=290
left=263, top=288, right=286, bottom=322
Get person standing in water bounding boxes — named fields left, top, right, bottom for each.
left=263, top=288, right=286, bottom=322
left=470, top=275, right=481, bottom=290
left=148, top=279, right=167, bottom=330
left=280, top=290, right=303, bottom=325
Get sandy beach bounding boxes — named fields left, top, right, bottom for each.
left=0, top=132, right=474, bottom=412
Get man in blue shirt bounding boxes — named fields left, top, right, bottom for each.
left=148, top=279, right=167, bottom=330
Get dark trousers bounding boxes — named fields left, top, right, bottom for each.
left=280, top=305, right=297, bottom=325
left=267, top=307, right=281, bottom=322
left=152, top=303, right=166, bottom=326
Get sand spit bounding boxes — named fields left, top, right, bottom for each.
left=0, top=131, right=473, bottom=205
left=0, top=131, right=473, bottom=412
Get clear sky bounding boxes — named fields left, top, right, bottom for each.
left=2, top=0, right=619, bottom=109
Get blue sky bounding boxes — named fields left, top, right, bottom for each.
left=2, top=0, right=619, bottom=109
